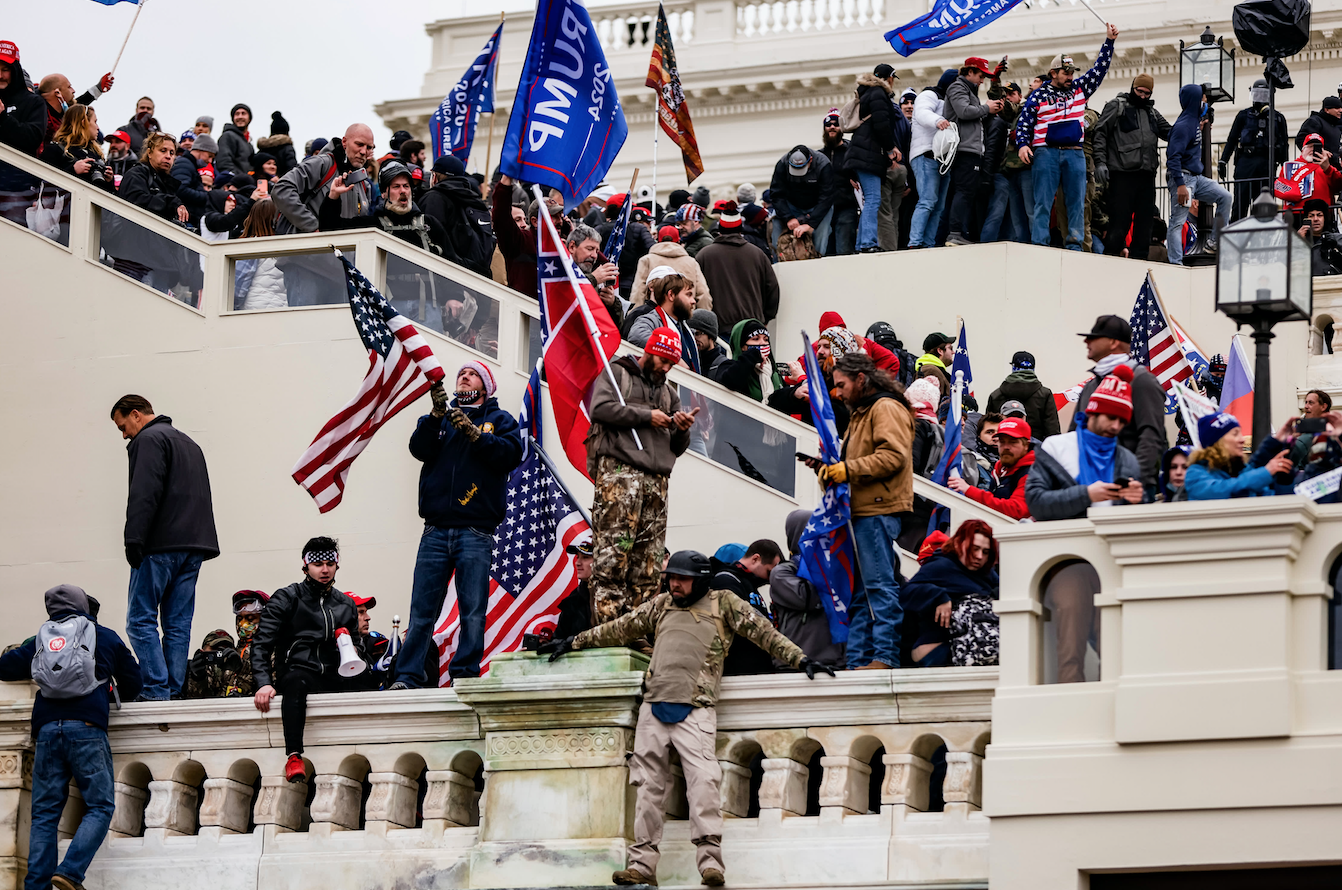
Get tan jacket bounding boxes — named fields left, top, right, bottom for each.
left=629, top=242, right=714, bottom=311
left=841, top=390, right=915, bottom=516
left=586, top=355, right=690, bottom=477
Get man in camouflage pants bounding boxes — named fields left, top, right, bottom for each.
left=540, top=551, right=834, bottom=887
left=586, top=327, right=698, bottom=623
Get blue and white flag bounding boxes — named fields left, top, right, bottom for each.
left=89, top=0, right=141, bottom=5
left=951, top=320, right=973, bottom=396
left=885, top=0, right=1026, bottom=57
left=929, top=369, right=966, bottom=536
left=430, top=22, right=503, bottom=163
left=795, top=331, right=856, bottom=644
left=500, top=0, right=628, bottom=210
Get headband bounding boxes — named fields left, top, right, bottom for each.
left=304, top=549, right=339, bottom=565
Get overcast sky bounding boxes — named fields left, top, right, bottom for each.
left=6, top=0, right=539, bottom=151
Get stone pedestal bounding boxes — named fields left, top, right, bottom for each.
left=144, top=779, right=198, bottom=837
left=309, top=775, right=363, bottom=831
left=422, top=769, right=478, bottom=828
left=881, top=753, right=932, bottom=812
left=109, top=782, right=150, bottom=838
left=718, top=760, right=752, bottom=818
left=198, top=777, right=255, bottom=834
left=818, top=754, right=871, bottom=815
left=757, top=758, right=808, bottom=816
left=252, top=776, right=306, bottom=833
left=364, top=772, right=418, bottom=829
left=454, top=648, right=648, bottom=889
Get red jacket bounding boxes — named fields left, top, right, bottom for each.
left=1279, top=154, right=1342, bottom=212
left=964, top=450, right=1035, bottom=520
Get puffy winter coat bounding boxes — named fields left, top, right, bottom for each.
left=256, top=134, right=298, bottom=176
left=911, top=88, right=947, bottom=159
left=944, top=74, right=992, bottom=156
left=118, top=162, right=185, bottom=221
left=986, top=370, right=1061, bottom=439
left=845, top=74, right=897, bottom=175
left=237, top=257, right=287, bottom=310
left=629, top=241, right=713, bottom=310
left=215, top=122, right=254, bottom=175
left=695, top=233, right=779, bottom=329
left=1185, top=436, right=1287, bottom=500
left=0, top=63, right=47, bottom=156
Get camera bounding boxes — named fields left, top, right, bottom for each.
left=190, top=645, right=243, bottom=676
left=86, top=159, right=107, bottom=184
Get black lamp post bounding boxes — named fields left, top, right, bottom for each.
left=1215, top=189, right=1312, bottom=445
left=1180, top=26, right=1236, bottom=267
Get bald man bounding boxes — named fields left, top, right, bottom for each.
left=273, top=123, right=376, bottom=235
left=38, top=71, right=113, bottom=141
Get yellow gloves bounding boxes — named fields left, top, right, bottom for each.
left=819, top=462, right=847, bottom=486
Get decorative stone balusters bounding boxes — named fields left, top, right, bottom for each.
left=942, top=751, right=983, bottom=813
left=143, top=779, right=199, bottom=837
left=880, top=752, right=933, bottom=813
left=252, top=775, right=307, bottom=833
left=364, top=772, right=418, bottom=830
left=0, top=751, right=29, bottom=887
left=109, top=781, right=150, bottom=838
left=718, top=760, right=752, bottom=817
left=308, top=774, right=363, bottom=832
left=421, top=769, right=479, bottom=829
left=198, top=777, right=256, bottom=835
left=817, top=755, right=872, bottom=818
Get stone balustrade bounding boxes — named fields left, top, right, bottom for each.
left=0, top=654, right=994, bottom=889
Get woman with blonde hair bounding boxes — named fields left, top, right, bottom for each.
left=1185, top=413, right=1294, bottom=500
left=43, top=104, right=114, bottom=191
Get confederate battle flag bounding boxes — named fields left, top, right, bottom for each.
left=646, top=3, right=705, bottom=183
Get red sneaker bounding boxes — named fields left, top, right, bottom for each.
left=284, top=753, right=306, bottom=784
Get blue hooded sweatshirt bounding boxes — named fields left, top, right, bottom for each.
left=1167, top=84, right=1206, bottom=187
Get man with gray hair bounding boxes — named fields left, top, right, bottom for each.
left=568, top=222, right=624, bottom=328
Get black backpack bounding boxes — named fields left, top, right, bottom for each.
left=619, top=301, right=658, bottom=340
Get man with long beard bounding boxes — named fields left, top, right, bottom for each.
left=586, top=328, right=700, bottom=624
left=372, top=161, right=449, bottom=256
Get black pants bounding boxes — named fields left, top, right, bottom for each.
left=1232, top=160, right=1270, bottom=220
left=947, top=152, right=984, bottom=237
left=1105, top=169, right=1157, bottom=260
left=279, top=668, right=343, bottom=754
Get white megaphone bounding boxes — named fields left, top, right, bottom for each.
left=335, top=628, right=366, bottom=677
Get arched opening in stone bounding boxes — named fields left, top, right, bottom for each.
left=1040, top=557, right=1102, bottom=684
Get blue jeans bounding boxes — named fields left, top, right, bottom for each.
left=980, top=169, right=1031, bottom=243
left=847, top=514, right=904, bottom=668
left=1166, top=173, right=1232, bottom=265
left=27, top=721, right=116, bottom=890
left=395, top=524, right=495, bottom=684
left=127, top=550, right=203, bottom=700
left=1030, top=147, right=1086, bottom=249
left=772, top=207, right=835, bottom=257
left=908, top=155, right=951, bottom=247
left=855, top=170, right=884, bottom=250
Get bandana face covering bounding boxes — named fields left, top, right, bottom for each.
left=455, top=389, right=483, bottom=404
left=235, top=615, right=260, bottom=639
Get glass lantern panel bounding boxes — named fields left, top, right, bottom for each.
left=1220, top=51, right=1236, bottom=102
left=1192, top=55, right=1221, bottom=91
left=1289, top=228, right=1313, bottom=314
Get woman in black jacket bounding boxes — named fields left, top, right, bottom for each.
left=845, top=64, right=898, bottom=253
left=42, top=105, right=115, bottom=192
left=118, top=132, right=188, bottom=222
left=901, top=519, right=1000, bottom=667
left=251, top=536, right=367, bottom=783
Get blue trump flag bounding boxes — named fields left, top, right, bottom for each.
left=430, top=22, right=503, bottom=163
left=929, top=365, right=966, bottom=536
left=885, top=0, right=1025, bottom=57
left=951, top=319, right=973, bottom=395
left=500, top=0, right=628, bottom=210
left=795, top=331, right=856, bottom=644
left=602, top=193, right=635, bottom=263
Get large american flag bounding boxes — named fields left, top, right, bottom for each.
left=429, top=367, right=591, bottom=681
left=1128, top=273, right=1193, bottom=392
left=292, top=253, right=444, bottom=512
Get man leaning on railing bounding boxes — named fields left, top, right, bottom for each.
left=271, top=123, right=374, bottom=234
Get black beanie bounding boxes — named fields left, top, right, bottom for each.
left=270, top=110, right=290, bottom=136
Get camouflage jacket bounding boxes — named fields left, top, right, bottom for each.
left=182, top=650, right=251, bottom=699
left=573, top=588, right=804, bottom=708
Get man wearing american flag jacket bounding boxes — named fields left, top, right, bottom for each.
left=390, top=360, right=523, bottom=688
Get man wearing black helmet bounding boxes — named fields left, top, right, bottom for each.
left=1219, top=79, right=1289, bottom=220
left=541, top=549, right=833, bottom=888
left=371, top=160, right=448, bottom=256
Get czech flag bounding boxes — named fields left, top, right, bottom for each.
left=1221, top=335, right=1254, bottom=439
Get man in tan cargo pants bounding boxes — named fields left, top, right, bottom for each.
left=541, top=550, right=834, bottom=887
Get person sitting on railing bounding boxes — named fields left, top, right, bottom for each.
left=629, top=223, right=714, bottom=312
left=540, top=549, right=830, bottom=889
left=423, top=154, right=497, bottom=279
left=901, top=519, right=1000, bottom=667
left=117, top=131, right=188, bottom=225
left=271, top=123, right=374, bottom=234
left=170, top=132, right=217, bottom=226
left=771, top=509, right=846, bottom=669
left=367, top=160, right=448, bottom=255
left=41, top=104, right=115, bottom=193
left=1185, top=413, right=1295, bottom=501
left=948, top=417, right=1035, bottom=520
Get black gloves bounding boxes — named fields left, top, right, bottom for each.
left=799, top=656, right=835, bottom=680
left=537, top=636, right=575, bottom=662
left=1217, top=160, right=1228, bottom=181
left=125, top=543, right=143, bottom=570
left=745, top=347, right=764, bottom=366
left=1093, top=164, right=1109, bottom=189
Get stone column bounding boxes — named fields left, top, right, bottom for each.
left=252, top=776, right=306, bottom=833
left=0, top=751, right=29, bottom=890
left=364, top=772, right=418, bottom=829
left=454, top=649, right=649, bottom=889
left=757, top=758, right=809, bottom=816
left=422, top=770, right=478, bottom=829
left=143, top=779, right=198, bottom=837
left=309, top=774, right=363, bottom=832
left=109, top=782, right=150, bottom=838
left=198, top=777, right=255, bottom=835
left=818, top=755, right=872, bottom=817
left=718, top=761, right=752, bottom=818
left=881, top=753, right=933, bottom=813
left=942, top=752, right=983, bottom=813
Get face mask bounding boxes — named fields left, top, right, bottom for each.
left=59, top=99, right=68, bottom=113
left=758, top=342, right=771, bottom=360
left=236, top=615, right=260, bottom=639
left=455, top=389, right=482, bottom=403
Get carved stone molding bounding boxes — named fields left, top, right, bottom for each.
left=943, top=751, right=983, bottom=808
left=253, top=776, right=306, bottom=832
left=309, top=774, right=363, bottom=831
left=365, top=772, right=418, bottom=828
left=484, top=726, right=633, bottom=770
left=818, top=755, right=872, bottom=814
left=882, top=753, right=933, bottom=811
left=423, top=769, right=479, bottom=827
left=757, top=757, right=809, bottom=815
left=198, top=777, right=254, bottom=834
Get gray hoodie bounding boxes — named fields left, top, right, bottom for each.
left=770, top=509, right=846, bottom=669
left=45, top=584, right=90, bottom=617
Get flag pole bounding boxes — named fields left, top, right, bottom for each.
left=482, top=12, right=504, bottom=179
left=532, top=185, right=643, bottom=451
left=110, top=0, right=148, bottom=78
left=528, top=436, right=594, bottom=525
left=651, top=125, right=658, bottom=218
left=1079, top=0, right=1109, bottom=28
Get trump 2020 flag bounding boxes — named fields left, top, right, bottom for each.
left=430, top=22, right=503, bottom=163
left=929, top=369, right=965, bottom=535
left=951, top=319, right=973, bottom=396
left=291, top=253, right=444, bottom=512
left=885, top=0, right=1026, bottom=57
left=796, top=330, right=856, bottom=644
left=501, top=0, right=628, bottom=209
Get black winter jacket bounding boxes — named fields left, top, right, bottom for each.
left=769, top=145, right=838, bottom=226
left=123, top=415, right=220, bottom=560
left=714, top=561, right=775, bottom=677
left=0, top=64, right=46, bottom=156
left=170, top=155, right=211, bottom=222
left=820, top=139, right=859, bottom=209
left=216, top=123, right=254, bottom=175
left=986, top=371, right=1061, bottom=440
left=1092, top=92, right=1173, bottom=174
left=1296, top=110, right=1342, bottom=163
left=410, top=397, right=524, bottom=531
left=118, top=162, right=185, bottom=221
left=201, top=189, right=254, bottom=239
left=40, top=142, right=115, bottom=192
left=256, top=134, right=298, bottom=176
left=845, top=74, right=897, bottom=175
left=250, top=578, right=363, bottom=687
left=0, top=614, right=142, bottom=732
left=420, top=175, right=496, bottom=276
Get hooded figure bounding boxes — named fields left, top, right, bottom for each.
left=1166, top=84, right=1207, bottom=191
left=986, top=352, right=1061, bottom=439
left=717, top=318, right=784, bottom=401
left=770, top=509, right=846, bottom=669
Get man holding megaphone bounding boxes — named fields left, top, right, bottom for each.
left=251, top=536, right=369, bottom=784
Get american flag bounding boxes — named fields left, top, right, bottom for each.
left=1128, top=273, right=1194, bottom=392
left=292, top=253, right=444, bottom=512
left=602, top=192, right=635, bottom=264
left=429, top=367, right=592, bottom=681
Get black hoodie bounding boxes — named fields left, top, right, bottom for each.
left=421, top=173, right=497, bottom=276
left=0, top=60, right=46, bottom=158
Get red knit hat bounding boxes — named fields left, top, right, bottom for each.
left=1085, top=365, right=1134, bottom=422
left=644, top=327, right=682, bottom=363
